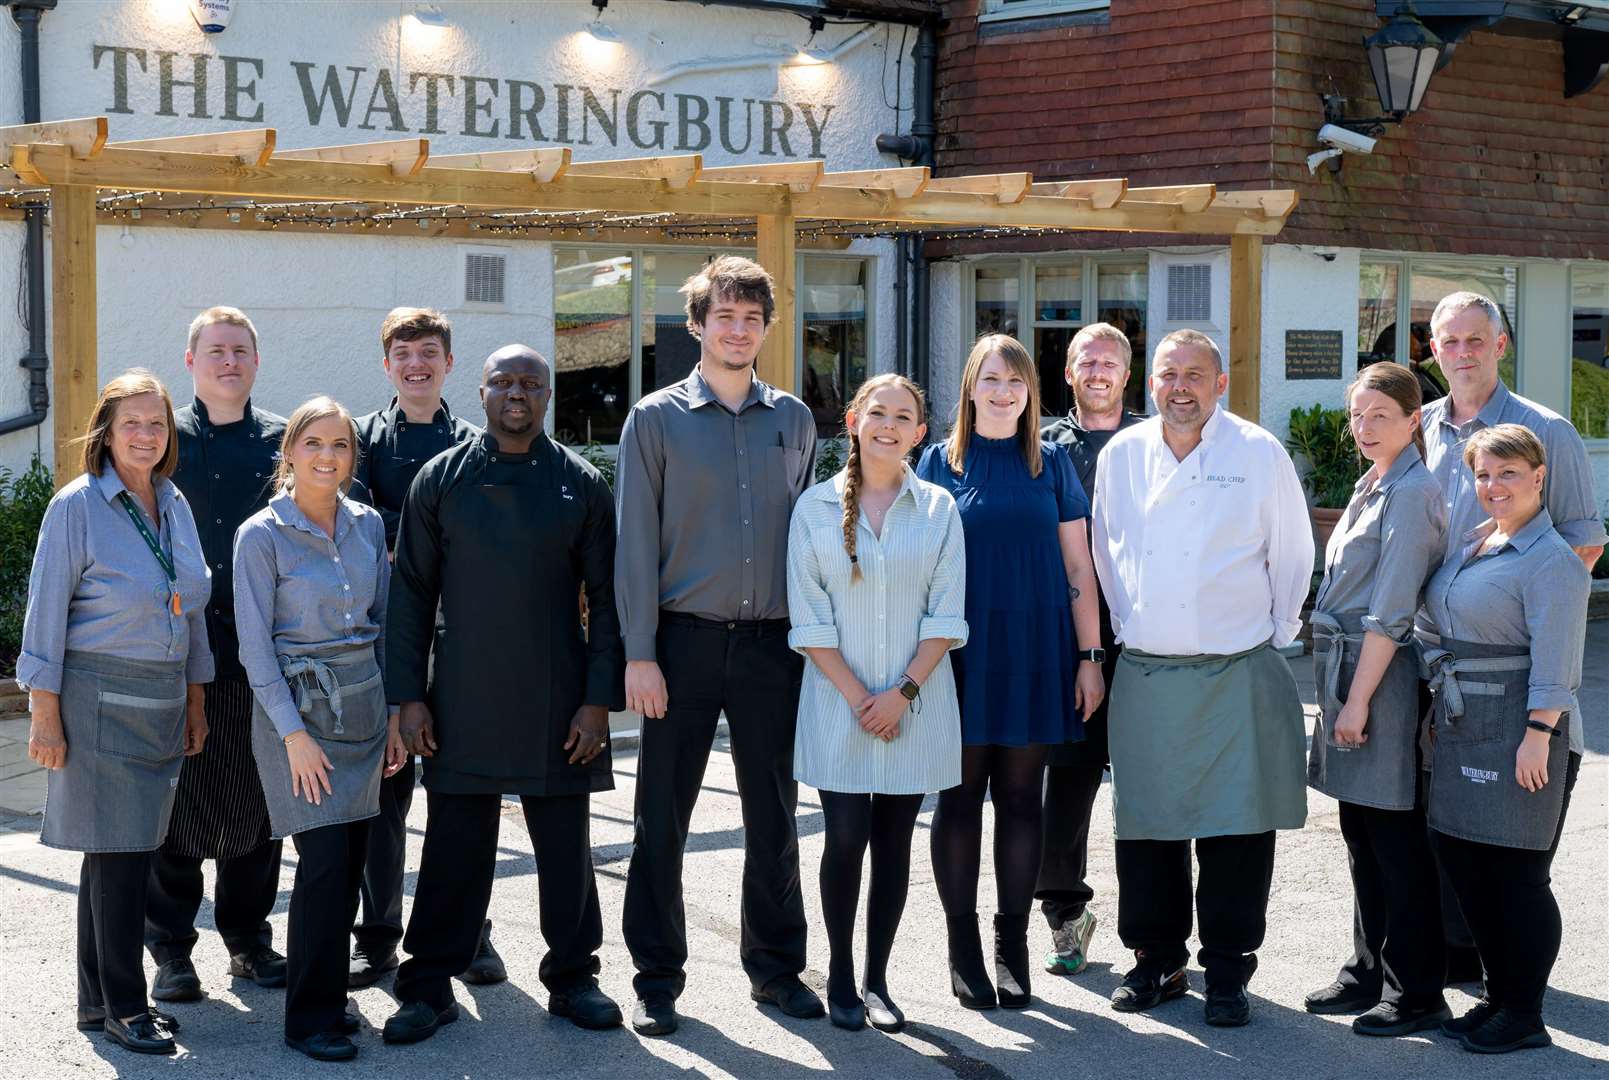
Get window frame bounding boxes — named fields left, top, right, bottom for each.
left=978, top=0, right=1109, bottom=24
left=1358, top=251, right=1525, bottom=390
left=1569, top=260, right=1609, bottom=448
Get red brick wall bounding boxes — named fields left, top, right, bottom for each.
left=1274, top=4, right=1609, bottom=259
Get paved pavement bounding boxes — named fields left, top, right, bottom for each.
left=0, top=628, right=1605, bottom=1078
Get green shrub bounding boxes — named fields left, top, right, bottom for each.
left=574, top=441, right=616, bottom=491
left=1, top=458, right=52, bottom=677
left=1571, top=359, right=1609, bottom=439
left=1286, top=404, right=1363, bottom=509
left=814, top=439, right=844, bottom=483
left=1595, top=521, right=1609, bottom=580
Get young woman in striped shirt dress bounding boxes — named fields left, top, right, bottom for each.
left=787, top=374, right=968, bottom=1033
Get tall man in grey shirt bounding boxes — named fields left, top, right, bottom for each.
left=616, top=256, right=820, bottom=1036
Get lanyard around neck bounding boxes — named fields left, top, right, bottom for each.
left=116, top=490, right=181, bottom=615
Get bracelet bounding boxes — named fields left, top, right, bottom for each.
left=1525, top=720, right=1560, bottom=738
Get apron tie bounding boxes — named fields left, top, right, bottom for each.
left=1421, top=649, right=1530, bottom=731
left=1308, top=612, right=1360, bottom=719
left=279, top=655, right=346, bottom=734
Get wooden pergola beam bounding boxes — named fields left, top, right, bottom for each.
left=427, top=147, right=571, bottom=183
left=565, top=154, right=703, bottom=189
left=110, top=129, right=276, bottom=167
left=1229, top=235, right=1263, bottom=421
left=1028, top=178, right=1127, bottom=209
left=51, top=185, right=98, bottom=488
left=819, top=167, right=931, bottom=198
left=1213, top=190, right=1300, bottom=220
left=755, top=214, right=797, bottom=391
left=0, top=117, right=107, bottom=166
left=276, top=137, right=430, bottom=176
left=1124, top=184, right=1217, bottom=212
left=700, top=161, right=824, bottom=193
left=925, top=172, right=1033, bottom=205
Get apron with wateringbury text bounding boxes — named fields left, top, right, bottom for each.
left=1423, top=636, right=1570, bottom=851
left=249, top=647, right=386, bottom=838
left=1107, top=641, right=1308, bottom=841
left=1307, top=611, right=1421, bottom=810
left=43, top=651, right=188, bottom=853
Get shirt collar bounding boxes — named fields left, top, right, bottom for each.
left=814, top=463, right=920, bottom=507
left=1436, top=380, right=1511, bottom=432
left=383, top=396, right=453, bottom=426
left=1358, top=444, right=1423, bottom=497
left=1197, top=402, right=1228, bottom=445
left=91, top=467, right=176, bottom=510
left=268, top=489, right=356, bottom=542
left=191, top=396, right=255, bottom=429
left=1461, top=506, right=1556, bottom=557
left=686, top=365, right=773, bottom=412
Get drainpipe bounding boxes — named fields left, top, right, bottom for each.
left=875, top=20, right=937, bottom=391
left=1, top=0, right=57, bottom=439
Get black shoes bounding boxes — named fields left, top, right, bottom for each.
left=993, top=913, right=1032, bottom=1009
left=548, top=982, right=624, bottom=1030
left=862, top=989, right=905, bottom=1033
left=947, top=914, right=998, bottom=1010
left=631, top=995, right=679, bottom=1037
left=1439, top=999, right=1496, bottom=1038
left=229, top=944, right=288, bottom=988
left=1111, top=961, right=1189, bottom=1013
left=286, top=1030, right=359, bottom=1061
left=102, top=1014, right=177, bottom=1055
left=348, top=942, right=400, bottom=989
left=1303, top=980, right=1379, bottom=1015
left=382, top=1000, right=461, bottom=1045
left=1353, top=999, right=1452, bottom=1037
left=1203, top=983, right=1251, bottom=1027
left=77, top=1005, right=180, bottom=1033
left=1458, top=1007, right=1552, bottom=1054
left=461, top=920, right=507, bottom=985
left=751, top=974, right=826, bottom=1019
left=151, top=957, right=203, bottom=1003
left=828, top=998, right=866, bottom=1031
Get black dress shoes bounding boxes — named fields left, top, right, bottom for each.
left=285, top=1030, right=359, bottom=1061
left=862, top=989, right=905, bottom=1033
left=994, top=913, right=1032, bottom=1009
left=229, top=944, right=288, bottom=988
left=631, top=995, right=678, bottom=1037
left=548, top=982, right=624, bottom=1030
left=828, top=998, right=866, bottom=1031
left=460, top=919, right=508, bottom=985
left=750, top=974, right=826, bottom=1019
left=1303, top=980, right=1379, bottom=1015
left=1203, top=983, right=1251, bottom=1027
left=382, top=1000, right=460, bottom=1045
left=151, top=957, right=203, bottom=1003
left=78, top=1005, right=181, bottom=1033
left=1111, top=963, right=1189, bottom=1013
left=103, top=1014, right=177, bottom=1055
left=348, top=943, right=400, bottom=989
left=1353, top=999, right=1452, bottom=1037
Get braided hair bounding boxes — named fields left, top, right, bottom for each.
left=841, top=373, right=927, bottom=584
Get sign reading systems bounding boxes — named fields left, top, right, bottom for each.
left=90, top=44, right=838, bottom=158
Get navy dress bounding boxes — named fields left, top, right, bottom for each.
left=917, top=436, right=1088, bottom=747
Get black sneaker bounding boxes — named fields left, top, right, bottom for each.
left=1440, top=1000, right=1497, bottom=1039
left=1111, top=962, right=1189, bottom=1013
left=228, top=944, right=287, bottom=988
left=1303, top=980, right=1378, bottom=1015
left=1353, top=999, right=1452, bottom=1037
left=381, top=1000, right=460, bottom=1045
left=1203, top=983, right=1251, bottom=1027
left=631, top=995, right=678, bottom=1037
left=460, top=920, right=507, bottom=985
left=548, top=982, right=624, bottom=1030
left=151, top=958, right=203, bottom=1003
left=348, top=942, right=400, bottom=989
left=1460, top=1008, right=1552, bottom=1054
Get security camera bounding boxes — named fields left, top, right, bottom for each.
left=1317, top=124, right=1377, bottom=155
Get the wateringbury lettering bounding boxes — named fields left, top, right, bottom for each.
left=91, top=44, right=836, bottom=158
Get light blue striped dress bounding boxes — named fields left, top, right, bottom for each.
left=787, top=468, right=968, bottom=794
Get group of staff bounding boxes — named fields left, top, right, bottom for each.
left=19, top=254, right=1595, bottom=1061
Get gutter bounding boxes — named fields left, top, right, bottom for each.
left=874, top=20, right=937, bottom=390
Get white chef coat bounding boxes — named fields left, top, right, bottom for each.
left=1092, top=406, right=1314, bottom=656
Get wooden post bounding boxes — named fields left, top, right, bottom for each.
left=755, top=213, right=797, bottom=394
left=1228, top=234, right=1262, bottom=423
left=51, top=185, right=98, bottom=488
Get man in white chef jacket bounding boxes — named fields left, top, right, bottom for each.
left=1091, top=329, right=1313, bottom=1028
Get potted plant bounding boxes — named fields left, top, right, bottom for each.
left=1286, top=404, right=1364, bottom=553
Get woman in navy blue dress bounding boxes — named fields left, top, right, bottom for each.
left=917, top=333, right=1104, bottom=1010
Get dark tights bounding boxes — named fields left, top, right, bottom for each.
left=818, top=791, right=924, bottom=1007
left=932, top=744, right=1048, bottom=918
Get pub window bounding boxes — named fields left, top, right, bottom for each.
left=1571, top=264, right=1609, bottom=440
left=801, top=256, right=871, bottom=438
left=980, top=0, right=1109, bottom=23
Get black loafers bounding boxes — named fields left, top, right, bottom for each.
left=1353, top=999, right=1452, bottom=1037
left=151, top=957, right=203, bottom=1003
left=78, top=1005, right=181, bottom=1033
left=103, top=1014, right=177, bottom=1055
left=460, top=919, right=508, bottom=985
left=548, top=982, right=624, bottom=1030
left=286, top=1030, right=359, bottom=1061
left=631, top=996, right=678, bottom=1037
left=750, top=974, right=826, bottom=1019
left=1203, top=983, right=1251, bottom=1027
left=1303, top=980, right=1379, bottom=1015
left=381, top=1000, right=460, bottom=1045
left=230, top=944, right=288, bottom=988
left=1111, top=964, right=1189, bottom=1013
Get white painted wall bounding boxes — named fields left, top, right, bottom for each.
left=1257, top=244, right=1360, bottom=445
left=927, top=259, right=962, bottom=435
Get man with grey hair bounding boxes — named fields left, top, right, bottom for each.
left=1036, top=323, right=1146, bottom=977
left=1091, top=329, right=1313, bottom=1027
left=1422, top=291, right=1605, bottom=567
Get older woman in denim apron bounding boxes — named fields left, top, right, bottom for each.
left=1302, top=364, right=1450, bottom=1036
left=1418, top=424, right=1590, bottom=1055
left=17, top=370, right=213, bottom=1056
left=235, top=397, right=404, bottom=1062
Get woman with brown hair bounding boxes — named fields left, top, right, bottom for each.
left=234, top=396, right=405, bottom=1061
left=19, top=369, right=213, bottom=1055
left=1302, top=362, right=1450, bottom=1036
left=916, top=334, right=1104, bottom=1010
left=788, top=374, right=967, bottom=1032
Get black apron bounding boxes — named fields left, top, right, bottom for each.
left=1307, top=611, right=1420, bottom=810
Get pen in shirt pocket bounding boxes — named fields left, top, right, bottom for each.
left=776, top=432, right=784, bottom=448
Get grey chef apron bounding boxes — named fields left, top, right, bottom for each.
left=1107, top=641, right=1308, bottom=841
left=1307, top=611, right=1420, bottom=810
left=43, top=651, right=188, bottom=853
left=1422, top=635, right=1570, bottom=852
left=250, top=647, right=386, bottom=838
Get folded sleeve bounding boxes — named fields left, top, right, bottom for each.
left=918, top=496, right=969, bottom=647
left=785, top=502, right=840, bottom=652
left=1539, top=417, right=1607, bottom=550
left=1521, top=548, right=1589, bottom=713
left=15, top=491, right=86, bottom=695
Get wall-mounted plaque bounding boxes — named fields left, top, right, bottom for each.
left=1285, top=329, right=1343, bottom=380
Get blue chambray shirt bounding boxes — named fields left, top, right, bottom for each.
left=18, top=469, right=214, bottom=693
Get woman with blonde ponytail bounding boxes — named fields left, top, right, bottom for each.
left=786, top=374, right=967, bottom=1033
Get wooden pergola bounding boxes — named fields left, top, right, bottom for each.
left=0, top=117, right=1296, bottom=484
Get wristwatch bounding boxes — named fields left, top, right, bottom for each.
left=896, top=674, right=921, bottom=701
left=1076, top=648, right=1106, bottom=663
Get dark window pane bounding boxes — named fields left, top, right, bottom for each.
left=554, top=249, right=631, bottom=445
left=803, top=258, right=869, bottom=438
left=1410, top=261, right=1517, bottom=396
left=1097, top=263, right=1148, bottom=414
left=643, top=252, right=709, bottom=396
left=1035, top=326, right=1075, bottom=418
left=1035, top=263, right=1082, bottom=323
left=976, top=264, right=1019, bottom=338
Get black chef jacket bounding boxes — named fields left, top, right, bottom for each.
left=387, top=432, right=625, bottom=796
left=354, top=398, right=480, bottom=550
left=174, top=398, right=286, bottom=683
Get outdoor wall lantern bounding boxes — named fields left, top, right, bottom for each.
left=1326, top=3, right=1449, bottom=136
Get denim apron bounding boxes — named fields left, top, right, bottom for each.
left=1422, top=636, right=1569, bottom=852
left=249, top=646, right=386, bottom=838
left=42, top=651, right=188, bottom=853
left=1306, top=612, right=1420, bottom=810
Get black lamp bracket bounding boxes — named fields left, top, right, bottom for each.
left=1321, top=95, right=1399, bottom=137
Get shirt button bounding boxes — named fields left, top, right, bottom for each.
left=741, top=483, right=747, bottom=489
left=333, top=556, right=340, bottom=563
left=344, top=614, right=352, bottom=621
left=216, top=518, right=222, bottom=524
left=743, top=520, right=750, bottom=526
left=745, top=558, right=752, bottom=564
left=215, top=563, right=223, bottom=570
left=343, top=584, right=351, bottom=591
left=742, top=599, right=750, bottom=606
left=738, top=450, right=745, bottom=456
left=213, top=473, right=220, bottom=480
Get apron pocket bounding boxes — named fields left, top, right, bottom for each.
left=303, top=672, right=386, bottom=744
left=95, top=690, right=187, bottom=765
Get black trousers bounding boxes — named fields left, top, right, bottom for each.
left=1115, top=831, right=1275, bottom=987
left=1431, top=751, right=1581, bottom=1017
left=285, top=820, right=369, bottom=1039
left=396, top=790, right=602, bottom=1008
left=145, top=839, right=281, bottom=964
left=354, top=758, right=414, bottom=950
left=1334, top=799, right=1446, bottom=1005
left=623, top=614, right=807, bottom=1000
left=1035, top=761, right=1105, bottom=929
left=79, top=852, right=153, bottom=1019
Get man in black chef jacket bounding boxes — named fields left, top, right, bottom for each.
left=146, top=306, right=288, bottom=1001
left=381, top=345, right=626, bottom=1043
left=349, top=307, right=484, bottom=989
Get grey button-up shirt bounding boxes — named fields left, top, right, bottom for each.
left=233, top=491, right=389, bottom=738
left=1420, top=507, right=1590, bottom=755
left=1314, top=448, right=1446, bottom=643
left=18, top=469, right=214, bottom=694
left=615, top=365, right=816, bottom=662
left=1422, top=381, right=1607, bottom=558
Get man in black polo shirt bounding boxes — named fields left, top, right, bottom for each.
left=146, top=306, right=288, bottom=1001
left=349, top=307, right=484, bottom=988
